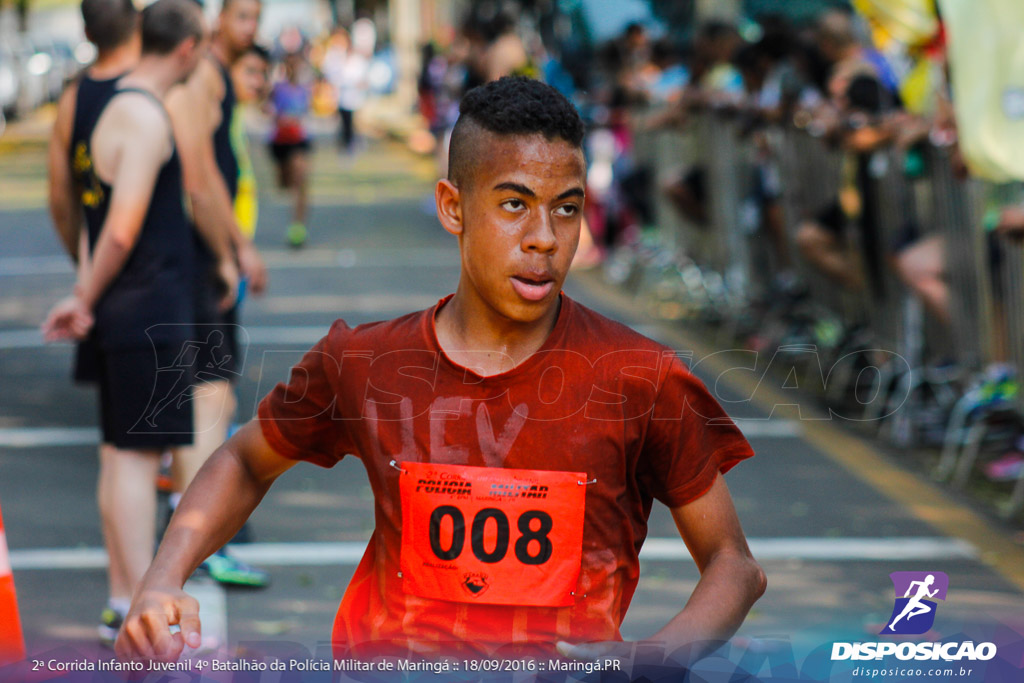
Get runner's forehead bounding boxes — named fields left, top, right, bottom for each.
left=477, top=134, right=585, bottom=190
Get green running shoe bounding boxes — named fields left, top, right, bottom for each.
left=98, top=607, right=124, bottom=647
left=286, top=222, right=307, bottom=248
left=199, top=549, right=270, bottom=588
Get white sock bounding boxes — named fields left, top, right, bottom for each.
left=109, top=598, right=131, bottom=615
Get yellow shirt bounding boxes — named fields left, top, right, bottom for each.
left=939, top=0, right=1024, bottom=181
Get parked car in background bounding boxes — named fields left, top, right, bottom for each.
left=9, top=33, right=48, bottom=117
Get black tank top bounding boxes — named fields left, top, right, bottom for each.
left=195, top=58, right=240, bottom=269
left=70, top=86, right=195, bottom=350
left=71, top=72, right=123, bottom=165
left=212, top=58, right=239, bottom=200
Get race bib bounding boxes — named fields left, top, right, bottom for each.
left=399, top=462, right=587, bottom=607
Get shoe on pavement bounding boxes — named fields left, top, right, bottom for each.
left=984, top=453, right=1024, bottom=482
left=98, top=607, right=124, bottom=648
left=199, top=548, right=270, bottom=588
left=286, top=222, right=307, bottom=248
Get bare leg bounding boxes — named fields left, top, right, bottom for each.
left=171, top=379, right=234, bottom=491
left=288, top=152, right=309, bottom=227
left=895, top=235, right=950, bottom=325
left=795, top=221, right=865, bottom=291
left=97, top=444, right=161, bottom=601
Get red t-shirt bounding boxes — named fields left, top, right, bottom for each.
left=257, top=293, right=753, bottom=657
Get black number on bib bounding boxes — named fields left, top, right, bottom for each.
left=429, top=505, right=465, bottom=560
left=471, top=507, right=510, bottom=563
left=427, top=507, right=554, bottom=565
left=515, top=510, right=553, bottom=565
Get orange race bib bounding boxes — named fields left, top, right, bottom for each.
left=399, top=461, right=587, bottom=607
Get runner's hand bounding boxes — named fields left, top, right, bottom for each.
left=115, top=586, right=202, bottom=662
left=237, top=241, right=267, bottom=295
left=216, top=257, right=240, bottom=311
left=41, top=295, right=93, bottom=342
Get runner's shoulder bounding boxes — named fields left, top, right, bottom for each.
left=566, top=296, right=675, bottom=357
left=105, top=91, right=169, bottom=131
left=318, top=307, right=431, bottom=355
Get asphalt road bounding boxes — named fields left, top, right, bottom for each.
left=0, top=130, right=1022, bottom=682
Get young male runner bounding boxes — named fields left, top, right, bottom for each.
left=41, top=0, right=208, bottom=645
left=165, top=0, right=270, bottom=585
left=116, top=76, right=765, bottom=663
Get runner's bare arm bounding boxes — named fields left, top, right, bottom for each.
left=653, top=475, right=766, bottom=647
left=48, top=82, right=82, bottom=261
left=168, top=61, right=267, bottom=297
left=559, top=474, right=765, bottom=663
left=115, top=421, right=297, bottom=661
left=43, top=96, right=169, bottom=341
left=167, top=63, right=238, bottom=304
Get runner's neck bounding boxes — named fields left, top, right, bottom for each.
left=435, top=291, right=562, bottom=376
left=90, top=40, right=139, bottom=80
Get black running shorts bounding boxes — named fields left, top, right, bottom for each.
left=95, top=345, right=195, bottom=450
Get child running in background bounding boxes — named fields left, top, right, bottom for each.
left=269, top=50, right=312, bottom=247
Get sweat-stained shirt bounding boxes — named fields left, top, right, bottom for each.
left=257, top=293, right=754, bottom=657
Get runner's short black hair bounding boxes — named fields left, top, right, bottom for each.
left=141, top=0, right=204, bottom=55
left=448, top=76, right=584, bottom=188
left=81, top=0, right=138, bottom=52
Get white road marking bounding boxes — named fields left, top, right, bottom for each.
left=733, top=420, right=804, bottom=438
left=0, top=248, right=459, bottom=278
left=7, top=537, right=976, bottom=570
left=643, top=537, right=978, bottom=562
left=0, top=419, right=803, bottom=449
left=0, top=427, right=99, bottom=448
left=0, top=329, right=44, bottom=350
left=256, top=293, right=440, bottom=315
left=183, top=576, right=227, bottom=655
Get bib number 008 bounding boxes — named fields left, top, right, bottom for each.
left=428, top=505, right=553, bottom=565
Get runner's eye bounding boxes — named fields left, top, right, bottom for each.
left=501, top=199, right=526, bottom=212
left=553, top=204, right=579, bottom=218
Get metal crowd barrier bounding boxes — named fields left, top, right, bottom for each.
left=777, top=125, right=851, bottom=319
left=998, top=227, right=1024, bottom=516
left=622, top=105, right=1024, bottom=519
left=929, top=146, right=992, bottom=373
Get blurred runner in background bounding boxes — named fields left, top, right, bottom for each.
left=41, top=0, right=208, bottom=646
left=321, top=24, right=370, bottom=154
left=165, top=0, right=269, bottom=588
left=268, top=48, right=312, bottom=247
left=230, top=43, right=270, bottom=245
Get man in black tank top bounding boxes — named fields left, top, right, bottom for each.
left=49, top=0, right=139, bottom=263
left=165, top=0, right=270, bottom=588
left=42, top=0, right=209, bottom=648
left=50, top=0, right=140, bottom=390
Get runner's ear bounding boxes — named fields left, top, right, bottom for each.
left=435, top=179, right=464, bottom=237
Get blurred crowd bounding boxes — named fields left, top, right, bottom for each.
left=413, top=2, right=1024, bottom=513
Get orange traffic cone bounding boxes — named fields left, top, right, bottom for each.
left=0, top=500, right=25, bottom=667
